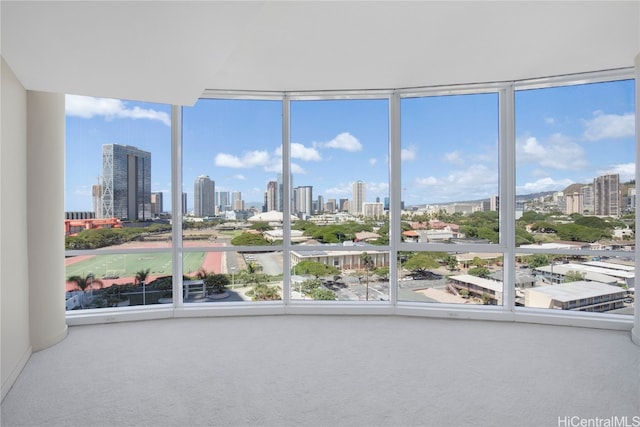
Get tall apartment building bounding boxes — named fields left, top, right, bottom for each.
left=564, top=192, right=583, bottom=215
left=362, top=202, right=384, bottom=219
left=276, top=173, right=294, bottom=212
left=317, top=195, right=324, bottom=214
left=151, top=192, right=163, bottom=216
left=101, top=144, right=151, bottom=220
left=194, top=175, right=215, bottom=217
left=339, top=198, right=349, bottom=212
left=216, top=191, right=230, bottom=213
left=350, top=180, right=366, bottom=216
left=265, top=181, right=277, bottom=211
left=232, top=191, right=244, bottom=211
left=594, top=173, right=620, bottom=216
left=293, top=186, right=313, bottom=216
left=326, top=198, right=336, bottom=213
left=182, top=192, right=188, bottom=215
left=581, top=185, right=594, bottom=214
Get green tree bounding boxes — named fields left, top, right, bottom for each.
left=231, top=232, right=270, bottom=246
left=68, top=274, right=103, bottom=293
left=204, top=273, right=230, bottom=293
left=309, top=288, right=336, bottom=300
left=251, top=283, right=281, bottom=301
left=250, top=222, right=273, bottom=232
left=135, top=268, right=150, bottom=286
left=563, top=270, right=586, bottom=283
left=293, top=260, right=340, bottom=278
left=361, top=252, right=374, bottom=301
left=468, top=266, right=490, bottom=278
left=445, top=255, right=458, bottom=271
left=402, top=252, right=440, bottom=271
left=528, top=254, right=550, bottom=268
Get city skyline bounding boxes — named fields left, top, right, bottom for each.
left=65, top=79, right=635, bottom=213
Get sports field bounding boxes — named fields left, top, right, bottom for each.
left=65, top=251, right=207, bottom=281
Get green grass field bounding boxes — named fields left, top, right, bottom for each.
left=65, top=252, right=206, bottom=279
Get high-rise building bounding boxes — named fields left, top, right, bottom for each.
left=101, top=144, right=151, bottom=220
left=326, top=198, right=337, bottom=213
left=339, top=198, right=349, bottom=212
left=293, top=186, right=313, bottom=216
left=232, top=191, right=244, bottom=211
left=581, top=185, right=594, bottom=214
left=151, top=192, right=163, bottom=216
left=216, top=191, right=231, bottom=213
left=350, top=180, right=366, bottom=216
left=594, top=174, right=620, bottom=216
left=194, top=175, right=215, bottom=217
left=277, top=173, right=294, bottom=212
left=266, top=181, right=277, bottom=211
left=565, top=192, right=583, bottom=215
left=92, top=184, right=102, bottom=218
left=362, top=202, right=384, bottom=219
left=317, top=195, right=324, bottom=214
left=182, top=192, right=188, bottom=215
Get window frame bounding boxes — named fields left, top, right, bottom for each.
left=65, top=69, right=636, bottom=332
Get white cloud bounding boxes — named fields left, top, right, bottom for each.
left=233, top=174, right=246, bottom=180
left=214, top=150, right=270, bottom=168
left=324, top=183, right=352, bottom=196
left=597, top=163, right=635, bottom=182
left=517, top=134, right=587, bottom=170
left=320, top=132, right=363, bottom=152
left=275, top=143, right=322, bottom=161
left=415, top=176, right=437, bottom=186
left=367, top=182, right=389, bottom=195
left=410, top=164, right=497, bottom=202
left=65, top=95, right=170, bottom=126
left=401, top=146, right=417, bottom=162
left=583, top=111, right=634, bottom=141
left=443, top=150, right=464, bottom=165
left=544, top=117, right=556, bottom=125
left=516, top=177, right=574, bottom=194
left=292, top=143, right=321, bottom=161
left=369, top=158, right=377, bottom=166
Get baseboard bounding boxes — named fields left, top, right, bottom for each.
left=1, top=344, right=32, bottom=403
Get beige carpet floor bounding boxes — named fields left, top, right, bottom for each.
left=1, top=315, right=639, bottom=427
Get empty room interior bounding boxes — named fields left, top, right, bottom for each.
left=1, top=2, right=640, bottom=426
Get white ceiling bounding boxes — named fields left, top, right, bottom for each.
left=2, top=1, right=639, bottom=106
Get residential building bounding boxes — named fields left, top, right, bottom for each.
left=362, top=202, right=384, bottom=219
left=594, top=173, right=620, bottom=216
left=350, top=181, right=366, bottom=216
left=194, top=175, right=215, bottom=217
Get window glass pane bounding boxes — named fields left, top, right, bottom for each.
left=291, top=249, right=390, bottom=301
left=65, top=252, right=173, bottom=309
left=400, top=93, right=499, bottom=244
left=398, top=251, right=504, bottom=305
left=182, top=98, right=284, bottom=303
left=65, top=95, right=172, bottom=310
left=515, top=80, right=635, bottom=241
left=515, top=80, right=635, bottom=316
left=182, top=250, right=284, bottom=303
left=289, top=99, right=390, bottom=244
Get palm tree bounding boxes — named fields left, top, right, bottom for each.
left=135, top=268, right=151, bottom=305
left=361, top=252, right=373, bottom=301
left=68, top=274, right=103, bottom=308
left=135, top=268, right=151, bottom=286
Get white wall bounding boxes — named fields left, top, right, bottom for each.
left=27, top=90, right=67, bottom=351
left=1, top=57, right=31, bottom=401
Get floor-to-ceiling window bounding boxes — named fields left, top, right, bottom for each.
left=515, top=77, right=635, bottom=316
left=64, top=70, right=636, bottom=325
left=64, top=96, right=172, bottom=309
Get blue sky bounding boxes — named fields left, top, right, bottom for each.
left=65, top=79, right=635, bottom=212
